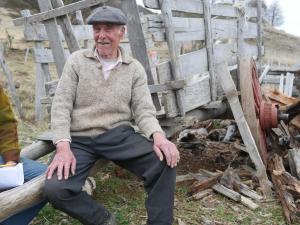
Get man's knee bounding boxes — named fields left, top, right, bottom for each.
left=44, top=177, right=72, bottom=207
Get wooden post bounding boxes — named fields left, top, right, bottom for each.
left=203, top=0, right=216, bottom=101
left=237, top=3, right=245, bottom=91
left=257, top=0, right=263, bottom=75
left=37, top=0, right=67, bottom=77
left=20, top=10, right=50, bottom=123
left=215, top=61, right=272, bottom=197
left=75, top=10, right=88, bottom=48
left=159, top=0, right=185, bottom=116
left=0, top=45, right=24, bottom=119
left=50, top=0, right=81, bottom=53
left=121, top=0, right=161, bottom=111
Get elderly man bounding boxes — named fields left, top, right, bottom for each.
left=44, top=6, right=179, bottom=225
left=0, top=85, right=46, bottom=225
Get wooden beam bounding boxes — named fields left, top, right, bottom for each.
left=143, top=0, right=257, bottom=18
left=37, top=0, right=66, bottom=77
left=13, top=0, right=108, bottom=26
left=215, top=61, right=272, bottom=197
left=257, top=0, right=263, bottom=75
left=159, top=0, right=186, bottom=116
left=121, top=0, right=161, bottom=110
left=50, top=0, right=80, bottom=53
left=20, top=10, right=49, bottom=122
left=203, top=0, right=216, bottom=101
left=20, top=141, right=55, bottom=160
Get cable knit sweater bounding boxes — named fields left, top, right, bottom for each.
left=51, top=47, right=163, bottom=143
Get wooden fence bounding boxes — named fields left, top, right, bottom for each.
left=13, top=0, right=263, bottom=122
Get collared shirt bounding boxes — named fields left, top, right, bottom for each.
left=94, top=49, right=122, bottom=80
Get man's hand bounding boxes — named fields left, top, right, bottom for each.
left=152, top=132, right=180, bottom=168
left=46, top=142, right=76, bottom=180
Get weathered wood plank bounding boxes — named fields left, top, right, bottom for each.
left=13, top=0, right=108, bottom=26
left=146, top=16, right=257, bottom=42
left=143, top=0, right=257, bottom=17
left=215, top=61, right=272, bottom=197
left=257, top=0, right=263, bottom=74
left=157, top=43, right=247, bottom=84
left=159, top=0, right=186, bottom=116
left=121, top=0, right=161, bottom=110
left=37, top=0, right=66, bottom=77
left=203, top=0, right=216, bottom=100
left=33, top=48, right=70, bottom=63
left=50, top=0, right=80, bottom=53
left=21, top=10, right=48, bottom=122
left=184, top=75, right=211, bottom=112
left=75, top=10, right=88, bottom=48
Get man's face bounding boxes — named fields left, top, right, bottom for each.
left=93, top=23, right=125, bottom=59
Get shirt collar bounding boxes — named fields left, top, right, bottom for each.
left=84, top=46, right=132, bottom=64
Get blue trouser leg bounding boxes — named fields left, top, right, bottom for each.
left=0, top=157, right=47, bottom=225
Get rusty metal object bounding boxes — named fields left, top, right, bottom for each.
left=259, top=102, right=278, bottom=130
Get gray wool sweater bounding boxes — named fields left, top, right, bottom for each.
left=51, top=47, right=163, bottom=143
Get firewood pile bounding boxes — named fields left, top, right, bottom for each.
left=174, top=85, right=300, bottom=224
left=174, top=119, right=263, bottom=212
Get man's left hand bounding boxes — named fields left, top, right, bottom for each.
left=152, top=132, right=180, bottom=168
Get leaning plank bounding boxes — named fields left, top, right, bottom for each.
left=13, top=0, right=108, bottom=26
left=143, top=0, right=257, bottom=18
left=37, top=0, right=66, bottom=77
left=50, top=0, right=80, bottom=53
left=215, top=61, right=272, bottom=197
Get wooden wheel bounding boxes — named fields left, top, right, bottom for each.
left=240, top=58, right=278, bottom=165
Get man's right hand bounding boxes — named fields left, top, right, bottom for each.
left=46, top=141, right=76, bottom=180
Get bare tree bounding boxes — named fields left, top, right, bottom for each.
left=266, top=0, right=284, bottom=27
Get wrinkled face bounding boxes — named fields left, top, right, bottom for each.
left=93, top=23, right=125, bottom=59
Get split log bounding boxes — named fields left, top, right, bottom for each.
left=21, top=140, right=55, bottom=160
left=288, top=149, right=300, bottom=179
left=0, top=141, right=109, bottom=221
left=213, top=183, right=241, bottom=201
left=189, top=173, right=223, bottom=195
left=220, top=167, right=263, bottom=201
left=268, top=154, right=300, bottom=224
left=188, top=189, right=213, bottom=201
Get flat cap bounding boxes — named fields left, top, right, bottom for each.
left=87, top=6, right=127, bottom=25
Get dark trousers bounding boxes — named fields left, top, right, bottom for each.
left=44, top=125, right=176, bottom=225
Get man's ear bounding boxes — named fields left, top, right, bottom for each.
left=120, top=26, right=126, bottom=39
